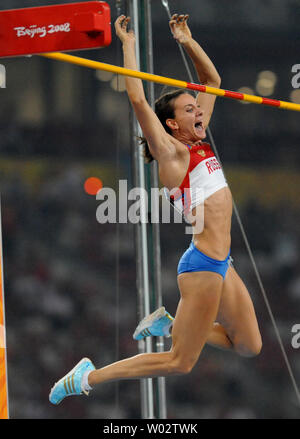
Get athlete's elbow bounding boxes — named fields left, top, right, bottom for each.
left=200, top=71, right=221, bottom=89
left=209, top=74, right=221, bottom=88
left=129, top=95, right=148, bottom=107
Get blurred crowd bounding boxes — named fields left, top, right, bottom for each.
left=0, top=122, right=300, bottom=419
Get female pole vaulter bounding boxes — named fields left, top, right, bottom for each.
left=49, top=14, right=262, bottom=405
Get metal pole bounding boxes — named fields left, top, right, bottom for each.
left=142, top=0, right=167, bottom=419
left=127, top=0, right=154, bottom=419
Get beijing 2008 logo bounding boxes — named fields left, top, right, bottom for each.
left=13, top=23, right=71, bottom=39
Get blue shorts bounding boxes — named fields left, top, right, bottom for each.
left=177, top=241, right=232, bottom=279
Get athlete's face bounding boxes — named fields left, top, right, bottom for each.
left=168, top=93, right=206, bottom=142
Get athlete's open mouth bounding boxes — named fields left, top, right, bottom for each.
left=195, top=122, right=203, bottom=130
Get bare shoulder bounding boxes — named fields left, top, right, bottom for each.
left=156, top=137, right=189, bottom=188
left=150, top=134, right=186, bottom=162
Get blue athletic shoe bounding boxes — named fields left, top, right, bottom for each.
left=49, top=357, right=95, bottom=405
left=133, top=306, right=174, bottom=340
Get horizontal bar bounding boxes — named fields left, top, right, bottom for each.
left=40, top=52, right=300, bottom=113
left=41, top=51, right=188, bottom=88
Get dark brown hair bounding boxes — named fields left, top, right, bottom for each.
left=140, top=89, right=190, bottom=163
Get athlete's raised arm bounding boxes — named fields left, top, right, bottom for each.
left=115, top=16, right=176, bottom=161
left=169, top=14, right=221, bottom=129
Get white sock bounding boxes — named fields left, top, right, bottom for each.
left=81, top=370, right=93, bottom=392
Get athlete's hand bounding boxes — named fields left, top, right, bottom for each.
left=169, top=14, right=192, bottom=44
left=115, top=15, right=135, bottom=44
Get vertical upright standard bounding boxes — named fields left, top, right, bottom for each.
left=139, top=0, right=167, bottom=419
left=127, top=0, right=154, bottom=419
left=0, top=199, right=9, bottom=419
left=127, top=0, right=167, bottom=419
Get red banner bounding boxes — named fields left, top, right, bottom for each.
left=0, top=1, right=111, bottom=58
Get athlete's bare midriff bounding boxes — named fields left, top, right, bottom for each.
left=159, top=139, right=232, bottom=260
left=193, top=186, right=232, bottom=260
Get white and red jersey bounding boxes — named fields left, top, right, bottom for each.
left=165, top=143, right=227, bottom=215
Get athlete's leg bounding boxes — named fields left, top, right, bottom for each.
left=205, top=322, right=234, bottom=350
left=131, top=265, right=261, bottom=356
left=132, top=304, right=234, bottom=350
left=216, top=265, right=262, bottom=357
left=88, top=271, right=223, bottom=387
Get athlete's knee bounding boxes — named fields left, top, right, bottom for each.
left=235, top=337, right=262, bottom=358
left=248, top=338, right=263, bottom=357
